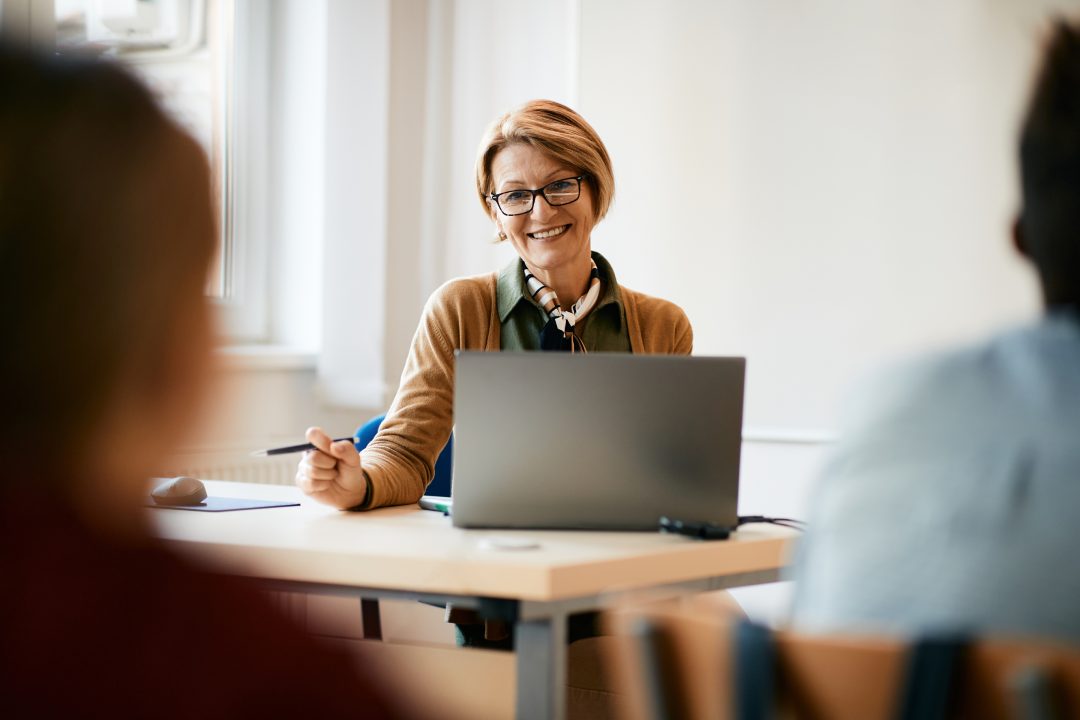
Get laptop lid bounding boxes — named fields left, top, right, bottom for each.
left=451, top=352, right=745, bottom=530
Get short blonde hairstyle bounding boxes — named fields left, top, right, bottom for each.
left=475, top=99, right=614, bottom=223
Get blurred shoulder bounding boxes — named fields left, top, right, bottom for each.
left=838, top=341, right=995, bottom=442
left=848, top=319, right=1072, bottom=428
left=827, top=320, right=1080, bottom=468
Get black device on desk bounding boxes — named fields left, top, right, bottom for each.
left=659, top=516, right=732, bottom=540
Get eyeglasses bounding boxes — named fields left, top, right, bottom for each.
left=489, top=175, right=587, bottom=216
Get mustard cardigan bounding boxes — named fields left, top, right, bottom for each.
left=358, top=271, right=693, bottom=509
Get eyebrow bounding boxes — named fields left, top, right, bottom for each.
left=496, top=171, right=578, bottom=191
left=543, top=169, right=578, bottom=182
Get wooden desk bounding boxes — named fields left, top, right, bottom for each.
left=151, top=481, right=796, bottom=720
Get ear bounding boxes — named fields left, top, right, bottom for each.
left=1012, top=214, right=1030, bottom=259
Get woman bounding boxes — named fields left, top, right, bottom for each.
left=0, top=46, right=400, bottom=717
left=297, top=99, right=693, bottom=510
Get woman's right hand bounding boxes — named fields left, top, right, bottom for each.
left=294, top=426, right=368, bottom=509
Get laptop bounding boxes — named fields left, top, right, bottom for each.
left=450, top=352, right=745, bottom=531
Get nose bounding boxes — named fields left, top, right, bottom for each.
left=530, top=192, right=557, bottom=222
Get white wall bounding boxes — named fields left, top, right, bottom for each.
left=577, top=0, right=1076, bottom=433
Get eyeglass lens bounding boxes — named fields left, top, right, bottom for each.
left=497, top=177, right=581, bottom=215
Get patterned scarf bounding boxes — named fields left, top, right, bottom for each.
left=524, top=260, right=602, bottom=352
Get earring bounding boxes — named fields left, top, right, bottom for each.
left=494, top=228, right=507, bottom=242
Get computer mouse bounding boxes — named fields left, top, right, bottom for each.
left=150, top=476, right=207, bottom=506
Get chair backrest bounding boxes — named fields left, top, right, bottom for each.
left=608, top=601, right=1080, bottom=720
left=354, top=414, right=454, bottom=497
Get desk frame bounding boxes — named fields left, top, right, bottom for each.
left=261, top=569, right=782, bottom=720
left=153, top=483, right=791, bottom=720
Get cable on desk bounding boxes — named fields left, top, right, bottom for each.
left=736, top=515, right=807, bottom=531
left=659, top=515, right=806, bottom=540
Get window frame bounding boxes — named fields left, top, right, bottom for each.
left=215, top=0, right=271, bottom=342
left=5, top=0, right=270, bottom=341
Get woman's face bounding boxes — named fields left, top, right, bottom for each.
left=489, top=143, right=596, bottom=278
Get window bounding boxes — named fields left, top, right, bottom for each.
left=55, top=0, right=227, bottom=291
left=46, top=0, right=269, bottom=339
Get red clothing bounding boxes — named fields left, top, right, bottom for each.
left=0, top=492, right=405, bottom=718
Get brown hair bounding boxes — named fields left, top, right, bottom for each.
left=0, top=47, right=217, bottom=480
left=1019, top=20, right=1080, bottom=307
left=475, top=99, right=615, bottom=223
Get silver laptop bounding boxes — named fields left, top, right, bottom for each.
left=451, top=352, right=745, bottom=530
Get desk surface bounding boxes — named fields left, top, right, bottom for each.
left=150, top=481, right=796, bottom=602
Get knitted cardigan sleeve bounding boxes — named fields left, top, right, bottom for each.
left=358, top=275, right=497, bottom=509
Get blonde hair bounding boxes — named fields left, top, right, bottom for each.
left=475, top=99, right=614, bottom=223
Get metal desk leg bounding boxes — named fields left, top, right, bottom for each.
left=515, top=613, right=568, bottom=720
left=360, top=598, right=382, bottom=640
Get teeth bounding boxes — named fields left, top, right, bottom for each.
left=530, top=225, right=569, bottom=239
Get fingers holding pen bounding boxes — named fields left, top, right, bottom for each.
left=295, top=459, right=330, bottom=494
left=296, top=428, right=336, bottom=495
left=305, top=426, right=334, bottom=454
left=304, top=424, right=361, bottom=470
left=287, top=427, right=367, bottom=508
left=329, top=438, right=361, bottom=468
left=301, top=453, right=339, bottom=481
left=305, top=448, right=339, bottom=470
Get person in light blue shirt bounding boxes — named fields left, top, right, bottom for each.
left=792, top=21, right=1080, bottom=642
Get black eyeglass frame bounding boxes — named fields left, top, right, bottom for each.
left=488, top=175, right=588, bottom=217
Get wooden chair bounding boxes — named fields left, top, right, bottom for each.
left=606, top=599, right=1080, bottom=720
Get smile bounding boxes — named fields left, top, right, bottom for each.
left=528, top=224, right=570, bottom=240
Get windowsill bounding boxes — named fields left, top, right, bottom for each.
left=742, top=427, right=838, bottom=445
left=216, top=344, right=318, bottom=371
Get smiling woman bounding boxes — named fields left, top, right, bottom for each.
left=296, top=99, right=693, bottom=513
left=293, top=98, right=698, bottom=660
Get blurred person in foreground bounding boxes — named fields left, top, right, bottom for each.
left=0, top=46, right=402, bottom=717
left=792, top=21, right=1080, bottom=642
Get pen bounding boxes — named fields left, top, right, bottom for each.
left=250, top=437, right=358, bottom=457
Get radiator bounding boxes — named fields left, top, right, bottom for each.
left=168, top=453, right=299, bottom=486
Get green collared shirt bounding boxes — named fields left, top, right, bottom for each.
left=496, top=251, right=632, bottom=352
